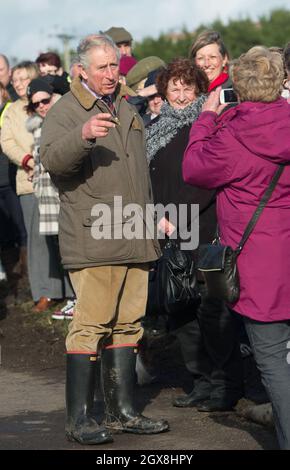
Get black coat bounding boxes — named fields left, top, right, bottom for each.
left=149, top=124, right=216, bottom=251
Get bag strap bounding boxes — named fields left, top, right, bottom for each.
left=235, top=164, right=284, bottom=254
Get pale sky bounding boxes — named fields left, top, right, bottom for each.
left=2, top=0, right=290, bottom=63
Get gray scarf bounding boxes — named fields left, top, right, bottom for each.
left=146, top=94, right=207, bottom=163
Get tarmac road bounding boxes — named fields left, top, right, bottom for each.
left=0, top=254, right=281, bottom=458
left=0, top=365, right=278, bottom=451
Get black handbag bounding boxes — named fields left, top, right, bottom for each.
left=197, top=165, right=284, bottom=303
left=198, top=242, right=239, bottom=303
left=148, top=239, right=200, bottom=316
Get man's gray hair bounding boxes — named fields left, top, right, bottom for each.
left=77, top=34, right=120, bottom=69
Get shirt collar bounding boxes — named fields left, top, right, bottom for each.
left=81, top=80, right=114, bottom=104
left=81, top=80, right=103, bottom=99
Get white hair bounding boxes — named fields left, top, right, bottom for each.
left=77, top=34, right=120, bottom=69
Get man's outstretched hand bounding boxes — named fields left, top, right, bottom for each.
left=82, top=113, right=116, bottom=140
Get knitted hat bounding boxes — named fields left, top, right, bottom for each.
left=26, top=78, right=53, bottom=99
left=126, top=57, right=166, bottom=91
left=44, top=72, right=70, bottom=95
left=119, top=56, right=138, bottom=76
left=104, top=27, right=133, bottom=44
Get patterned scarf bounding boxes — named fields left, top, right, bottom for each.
left=146, top=95, right=207, bottom=163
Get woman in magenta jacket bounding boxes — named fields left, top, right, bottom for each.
left=183, top=46, right=290, bottom=449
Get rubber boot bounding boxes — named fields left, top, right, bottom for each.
left=102, top=345, right=169, bottom=434
left=65, top=353, right=113, bottom=445
left=91, top=355, right=105, bottom=421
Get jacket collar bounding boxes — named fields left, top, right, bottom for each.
left=70, top=77, right=134, bottom=111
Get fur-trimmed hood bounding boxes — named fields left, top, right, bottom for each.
left=26, top=114, right=43, bottom=133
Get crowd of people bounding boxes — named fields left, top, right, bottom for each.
left=1, top=26, right=290, bottom=449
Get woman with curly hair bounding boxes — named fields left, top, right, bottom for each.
left=145, top=58, right=243, bottom=411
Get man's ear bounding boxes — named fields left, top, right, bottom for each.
left=79, top=65, right=88, bottom=81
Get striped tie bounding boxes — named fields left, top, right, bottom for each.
left=101, top=95, right=116, bottom=115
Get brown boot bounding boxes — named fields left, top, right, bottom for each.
left=32, top=297, right=55, bottom=312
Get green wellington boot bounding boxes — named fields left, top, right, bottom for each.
left=102, top=345, right=169, bottom=434
left=65, top=353, right=113, bottom=444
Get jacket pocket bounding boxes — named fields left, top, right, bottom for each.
left=82, top=209, right=134, bottom=262
left=131, top=115, right=142, bottom=131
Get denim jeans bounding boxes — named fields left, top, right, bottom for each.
left=243, top=317, right=290, bottom=450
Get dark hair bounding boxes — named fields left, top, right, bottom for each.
left=35, top=52, right=62, bottom=69
left=156, top=58, right=209, bottom=98
left=190, top=30, right=229, bottom=61
left=25, top=78, right=53, bottom=115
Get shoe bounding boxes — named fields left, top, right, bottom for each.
left=32, top=297, right=55, bottom=313
left=52, top=299, right=76, bottom=320
left=197, top=397, right=238, bottom=412
left=172, top=389, right=210, bottom=408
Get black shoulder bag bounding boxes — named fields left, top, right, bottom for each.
left=197, top=165, right=284, bottom=303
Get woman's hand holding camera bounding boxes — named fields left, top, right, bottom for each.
left=202, top=87, right=227, bottom=115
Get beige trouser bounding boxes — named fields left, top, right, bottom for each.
left=66, top=264, right=149, bottom=354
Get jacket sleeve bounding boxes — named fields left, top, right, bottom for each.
left=1, top=106, right=28, bottom=167
left=40, top=107, right=93, bottom=177
left=182, top=111, right=237, bottom=189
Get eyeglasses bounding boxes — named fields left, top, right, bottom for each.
left=31, top=97, right=52, bottom=109
left=11, top=76, right=30, bottom=85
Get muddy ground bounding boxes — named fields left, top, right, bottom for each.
left=0, top=256, right=280, bottom=457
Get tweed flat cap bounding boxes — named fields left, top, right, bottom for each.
left=104, top=27, right=133, bottom=44
left=126, top=56, right=166, bottom=90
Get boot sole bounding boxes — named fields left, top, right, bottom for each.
left=122, top=426, right=169, bottom=434
left=172, top=398, right=209, bottom=408
left=106, top=423, right=170, bottom=435
left=66, top=432, right=113, bottom=445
